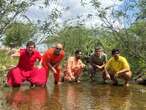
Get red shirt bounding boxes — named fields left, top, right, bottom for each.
left=17, top=48, right=41, bottom=70
left=42, top=48, right=65, bottom=70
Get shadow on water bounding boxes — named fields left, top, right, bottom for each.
left=1, top=82, right=146, bottom=110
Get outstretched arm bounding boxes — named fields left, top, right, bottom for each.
left=11, top=51, right=20, bottom=57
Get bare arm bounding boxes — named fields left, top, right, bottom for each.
left=48, top=62, right=57, bottom=74
left=53, top=62, right=60, bottom=68
left=89, top=54, right=106, bottom=69
left=104, top=67, right=111, bottom=80
left=116, top=68, right=130, bottom=74
left=95, top=63, right=106, bottom=69
left=97, top=54, right=107, bottom=69
left=11, top=51, right=20, bottom=57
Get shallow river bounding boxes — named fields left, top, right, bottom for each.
left=0, top=78, right=146, bottom=110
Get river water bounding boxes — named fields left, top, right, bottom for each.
left=0, top=79, right=146, bottom=110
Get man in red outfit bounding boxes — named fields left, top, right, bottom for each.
left=7, top=41, right=46, bottom=87
left=42, top=43, right=65, bottom=85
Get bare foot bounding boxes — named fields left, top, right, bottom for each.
left=125, top=83, right=129, bottom=87
left=55, top=82, right=62, bottom=85
left=76, top=80, right=80, bottom=83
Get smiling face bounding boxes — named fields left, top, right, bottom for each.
left=26, top=41, right=36, bottom=55
left=26, top=45, right=35, bottom=54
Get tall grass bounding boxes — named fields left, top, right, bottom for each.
left=0, top=49, right=18, bottom=85
left=0, top=49, right=18, bottom=71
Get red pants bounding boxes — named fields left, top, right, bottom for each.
left=45, top=65, right=61, bottom=83
left=7, top=67, right=47, bottom=87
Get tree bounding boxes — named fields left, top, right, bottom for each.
left=0, top=0, right=60, bottom=36
left=47, top=26, right=101, bottom=58
left=4, top=22, right=36, bottom=48
left=86, top=0, right=146, bottom=72
left=0, top=0, right=39, bottom=37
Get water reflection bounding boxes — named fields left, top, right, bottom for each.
left=62, top=83, right=95, bottom=110
left=2, top=83, right=146, bottom=110
left=90, top=85, right=132, bottom=110
left=5, top=87, right=48, bottom=110
left=47, top=86, right=62, bottom=110
left=65, top=84, right=82, bottom=110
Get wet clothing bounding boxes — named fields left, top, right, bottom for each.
left=7, top=48, right=46, bottom=86
left=42, top=47, right=65, bottom=83
left=64, top=57, right=85, bottom=81
left=105, top=56, right=130, bottom=74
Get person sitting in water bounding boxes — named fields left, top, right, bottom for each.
left=63, top=49, right=85, bottom=83
left=105, top=49, right=132, bottom=86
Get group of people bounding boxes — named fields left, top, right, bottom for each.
left=6, top=41, right=132, bottom=87
left=88, top=47, right=132, bottom=86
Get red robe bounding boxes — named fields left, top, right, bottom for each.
left=42, top=47, right=65, bottom=83
left=7, top=48, right=47, bottom=86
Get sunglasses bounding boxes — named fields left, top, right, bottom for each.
left=56, top=47, right=62, bottom=50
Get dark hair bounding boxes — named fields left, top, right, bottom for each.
left=95, top=46, right=103, bottom=51
left=112, top=48, right=120, bottom=55
left=75, top=49, right=82, bottom=55
left=26, top=41, right=36, bottom=48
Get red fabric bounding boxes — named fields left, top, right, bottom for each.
left=42, top=48, right=65, bottom=83
left=34, top=67, right=48, bottom=85
left=17, top=48, right=41, bottom=70
left=53, top=65, right=61, bottom=82
left=7, top=66, right=48, bottom=86
left=7, top=48, right=47, bottom=86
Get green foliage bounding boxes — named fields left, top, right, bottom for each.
left=45, top=23, right=146, bottom=75
left=88, top=0, right=146, bottom=74
left=138, top=0, right=146, bottom=19
left=0, top=49, right=18, bottom=71
left=0, top=49, right=18, bottom=86
left=1, top=0, right=146, bottom=78
left=47, top=26, right=101, bottom=59
left=0, top=0, right=35, bottom=36
left=90, top=0, right=101, bottom=8
left=125, top=21, right=146, bottom=70
left=4, top=22, right=36, bottom=48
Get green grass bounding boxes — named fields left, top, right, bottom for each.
left=0, top=49, right=18, bottom=86
left=0, top=50, right=18, bottom=71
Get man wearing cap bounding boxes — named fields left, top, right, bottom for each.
left=41, top=43, right=65, bottom=85
left=105, top=49, right=132, bottom=86
left=88, top=46, right=108, bottom=82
